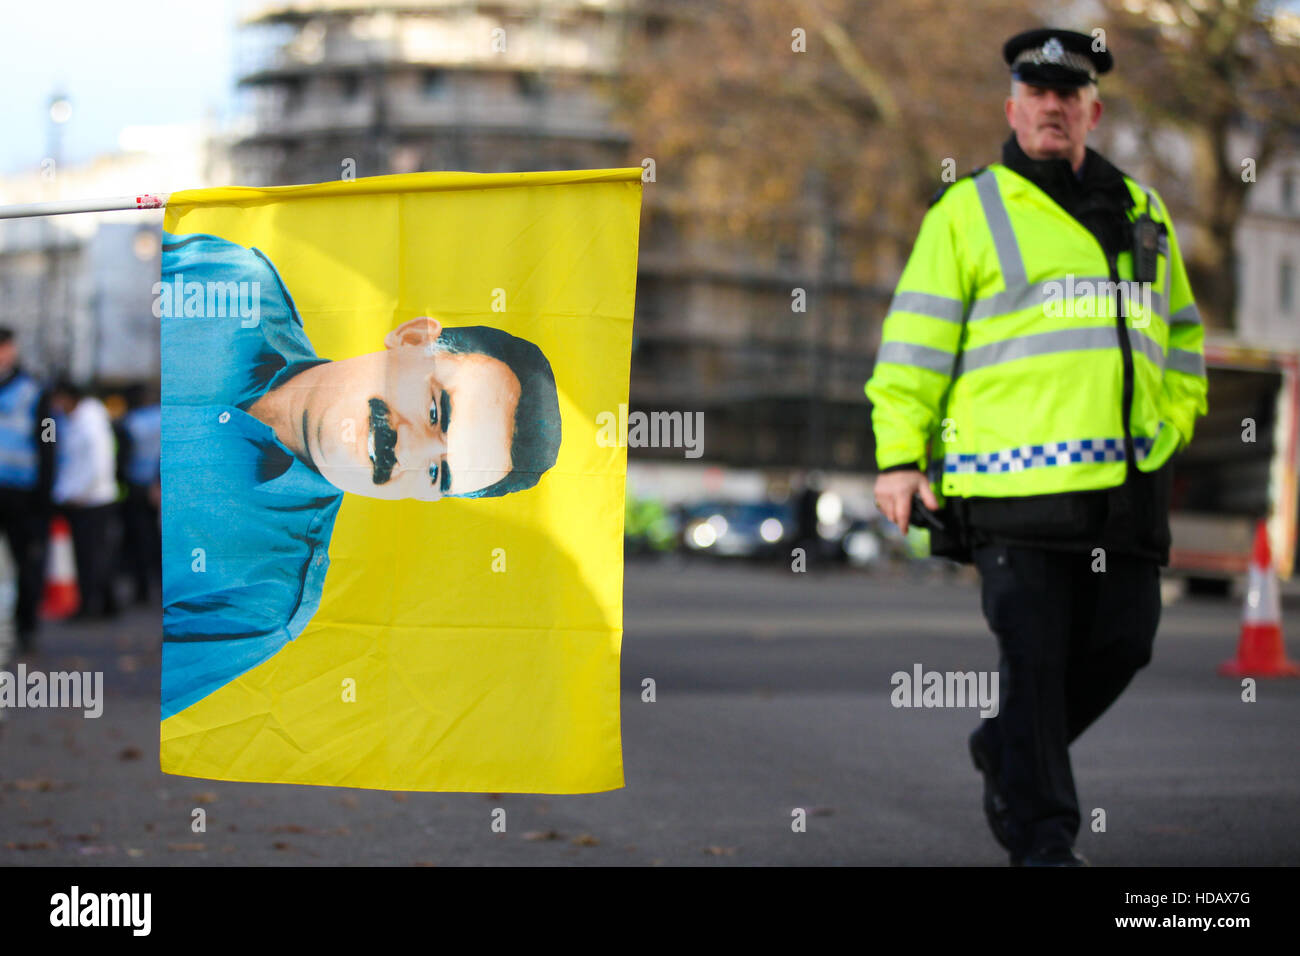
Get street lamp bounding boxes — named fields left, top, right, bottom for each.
left=44, top=91, right=73, bottom=377
left=49, top=95, right=73, bottom=126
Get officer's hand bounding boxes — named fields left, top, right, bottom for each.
left=873, top=469, right=939, bottom=536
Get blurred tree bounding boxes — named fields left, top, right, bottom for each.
left=1097, top=0, right=1300, bottom=330
left=615, top=0, right=1042, bottom=283
left=618, top=1, right=1300, bottom=332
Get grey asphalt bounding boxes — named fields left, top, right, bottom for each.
left=2, top=556, right=1297, bottom=866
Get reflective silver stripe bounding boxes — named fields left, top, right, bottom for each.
left=1127, top=327, right=1165, bottom=370
left=974, top=170, right=1026, bottom=289
left=876, top=341, right=957, bottom=376
left=887, top=290, right=965, bottom=324
left=1140, top=190, right=1169, bottom=321
left=1149, top=283, right=1166, bottom=327
left=1166, top=347, right=1206, bottom=377
left=1169, top=302, right=1202, bottom=326
left=968, top=275, right=1113, bottom=321
left=0, top=447, right=38, bottom=470
left=955, top=326, right=1120, bottom=375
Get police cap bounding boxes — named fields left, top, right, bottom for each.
left=1004, top=28, right=1113, bottom=89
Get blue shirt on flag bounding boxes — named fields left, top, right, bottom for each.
left=161, top=231, right=342, bottom=720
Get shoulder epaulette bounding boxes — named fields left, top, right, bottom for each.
left=928, top=165, right=988, bottom=208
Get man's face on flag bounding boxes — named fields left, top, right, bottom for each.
left=303, top=317, right=520, bottom=500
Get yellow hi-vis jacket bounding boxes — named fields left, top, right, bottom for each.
left=865, top=163, right=1208, bottom=501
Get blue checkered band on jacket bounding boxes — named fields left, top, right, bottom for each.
left=0, top=373, right=42, bottom=489
left=944, top=435, right=1156, bottom=475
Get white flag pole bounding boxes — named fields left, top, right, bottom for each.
left=0, top=193, right=169, bottom=220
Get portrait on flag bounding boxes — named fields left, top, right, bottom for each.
left=159, top=232, right=563, bottom=719
left=158, top=169, right=641, bottom=794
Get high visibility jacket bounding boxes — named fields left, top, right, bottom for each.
left=866, top=162, right=1208, bottom=503
left=0, top=371, right=43, bottom=490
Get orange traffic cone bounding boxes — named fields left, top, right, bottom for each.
left=40, top=516, right=80, bottom=620
left=1219, top=520, right=1300, bottom=678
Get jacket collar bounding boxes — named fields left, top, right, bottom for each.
left=1001, top=133, right=1131, bottom=203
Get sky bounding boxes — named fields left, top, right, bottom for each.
left=4, top=0, right=1299, bottom=179
left=0, top=0, right=240, bottom=175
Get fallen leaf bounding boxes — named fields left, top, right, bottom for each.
left=571, top=834, right=600, bottom=847
left=523, top=830, right=561, bottom=842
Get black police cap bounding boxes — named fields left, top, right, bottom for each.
left=1004, top=28, right=1113, bottom=88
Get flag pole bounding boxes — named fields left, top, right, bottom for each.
left=0, top=193, right=169, bottom=220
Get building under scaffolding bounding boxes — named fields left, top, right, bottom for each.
left=230, top=0, right=887, bottom=471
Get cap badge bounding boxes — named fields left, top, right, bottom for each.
left=1042, top=37, right=1065, bottom=63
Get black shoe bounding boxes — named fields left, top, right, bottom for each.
left=1011, top=846, right=1089, bottom=867
left=969, top=727, right=1015, bottom=851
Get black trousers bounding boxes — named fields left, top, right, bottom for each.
left=972, top=543, right=1161, bottom=855
left=120, top=485, right=160, bottom=602
left=0, top=490, right=50, bottom=643
left=61, top=503, right=119, bottom=618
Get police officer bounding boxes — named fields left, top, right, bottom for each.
left=0, top=327, right=54, bottom=654
left=865, top=28, right=1208, bottom=865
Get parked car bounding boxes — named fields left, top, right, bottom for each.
left=680, top=501, right=795, bottom=558
left=836, top=515, right=911, bottom=568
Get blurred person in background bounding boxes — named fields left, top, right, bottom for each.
left=118, top=384, right=162, bottom=604
left=50, top=380, right=119, bottom=620
left=795, top=471, right=823, bottom=559
left=0, top=326, right=55, bottom=653
left=0, top=534, right=13, bottom=727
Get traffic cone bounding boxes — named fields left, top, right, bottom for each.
left=1219, top=520, right=1300, bottom=678
left=40, top=516, right=80, bottom=620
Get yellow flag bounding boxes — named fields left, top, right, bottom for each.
left=158, top=169, right=641, bottom=792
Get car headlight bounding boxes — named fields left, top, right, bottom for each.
left=690, top=522, right=717, bottom=549
left=759, top=517, right=784, bottom=543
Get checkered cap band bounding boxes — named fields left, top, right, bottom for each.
left=944, top=435, right=1156, bottom=475
left=1011, top=44, right=1097, bottom=80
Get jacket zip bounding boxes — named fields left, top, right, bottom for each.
left=1106, top=250, right=1137, bottom=477
left=1014, top=173, right=1139, bottom=474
